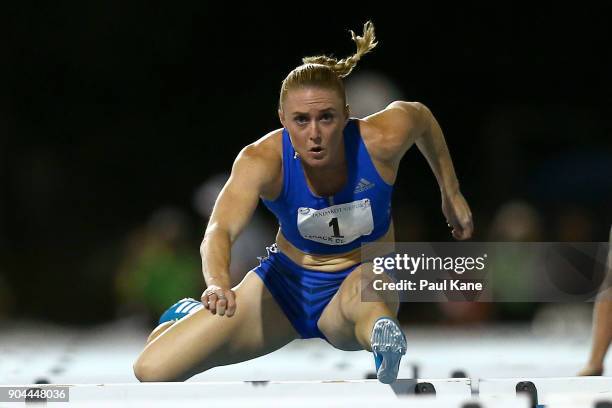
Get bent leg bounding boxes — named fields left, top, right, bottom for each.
left=317, top=263, right=399, bottom=351
left=133, top=271, right=298, bottom=381
left=318, top=263, right=405, bottom=383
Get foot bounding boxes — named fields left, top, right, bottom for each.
left=370, top=318, right=407, bottom=384
left=158, top=298, right=203, bottom=325
left=577, top=362, right=604, bottom=376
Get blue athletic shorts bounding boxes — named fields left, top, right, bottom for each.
left=253, top=244, right=359, bottom=339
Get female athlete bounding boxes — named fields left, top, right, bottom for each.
left=133, top=21, right=473, bottom=384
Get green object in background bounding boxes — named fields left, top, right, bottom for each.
left=116, top=246, right=201, bottom=318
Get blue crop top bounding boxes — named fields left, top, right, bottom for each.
left=262, top=119, right=393, bottom=255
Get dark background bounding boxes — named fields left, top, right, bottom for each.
left=1, top=4, right=611, bottom=324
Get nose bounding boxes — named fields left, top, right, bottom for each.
left=308, top=120, right=322, bottom=143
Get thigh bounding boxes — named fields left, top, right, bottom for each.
left=317, top=263, right=399, bottom=351
left=135, top=271, right=298, bottom=381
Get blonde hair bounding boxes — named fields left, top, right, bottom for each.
left=279, top=21, right=378, bottom=109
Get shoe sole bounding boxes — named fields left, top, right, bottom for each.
left=371, top=319, right=407, bottom=384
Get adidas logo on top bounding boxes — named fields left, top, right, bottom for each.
left=354, top=178, right=375, bottom=194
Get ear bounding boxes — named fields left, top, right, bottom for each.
left=344, top=104, right=350, bottom=122
left=278, top=108, right=286, bottom=128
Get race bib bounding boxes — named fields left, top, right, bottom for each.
left=297, top=198, right=374, bottom=245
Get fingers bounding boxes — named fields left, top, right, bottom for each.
left=208, top=293, right=218, bottom=314
left=216, top=297, right=227, bottom=316
left=226, top=293, right=237, bottom=317
left=451, top=221, right=473, bottom=240
left=443, top=191, right=474, bottom=240
left=200, top=288, right=236, bottom=317
left=449, top=216, right=474, bottom=240
left=201, top=292, right=210, bottom=309
left=453, top=228, right=470, bottom=240
left=216, top=291, right=237, bottom=317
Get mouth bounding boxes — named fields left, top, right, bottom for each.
left=307, top=146, right=325, bottom=160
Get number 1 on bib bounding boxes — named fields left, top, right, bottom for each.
left=328, top=217, right=344, bottom=238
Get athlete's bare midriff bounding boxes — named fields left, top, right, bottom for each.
left=276, top=221, right=396, bottom=272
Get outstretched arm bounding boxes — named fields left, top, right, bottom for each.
left=200, top=141, right=279, bottom=316
left=415, top=103, right=473, bottom=240
left=381, top=101, right=474, bottom=240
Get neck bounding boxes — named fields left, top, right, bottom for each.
left=302, top=147, right=347, bottom=197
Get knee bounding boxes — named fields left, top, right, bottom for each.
left=133, top=355, right=174, bottom=382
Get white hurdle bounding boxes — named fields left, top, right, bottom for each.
left=49, top=396, right=529, bottom=408
left=545, top=393, right=612, bottom=408
left=5, top=378, right=470, bottom=402
left=479, top=377, right=612, bottom=406
left=0, top=383, right=529, bottom=408
left=6, top=377, right=611, bottom=407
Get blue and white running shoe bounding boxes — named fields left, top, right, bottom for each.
left=158, top=298, right=203, bottom=325
left=371, top=317, right=407, bottom=384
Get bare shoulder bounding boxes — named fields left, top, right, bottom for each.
left=232, top=128, right=283, bottom=199
left=239, top=128, right=283, bottom=164
left=358, top=101, right=430, bottom=162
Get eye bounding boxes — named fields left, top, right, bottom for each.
left=320, top=112, right=334, bottom=122
left=294, top=115, right=308, bottom=125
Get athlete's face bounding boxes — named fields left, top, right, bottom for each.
left=279, top=87, right=349, bottom=168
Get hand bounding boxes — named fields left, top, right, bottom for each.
left=442, top=190, right=473, bottom=240
left=201, top=285, right=236, bottom=317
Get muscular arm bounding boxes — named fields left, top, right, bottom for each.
left=369, top=101, right=473, bottom=239
left=384, top=101, right=459, bottom=196
left=200, top=142, right=279, bottom=289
